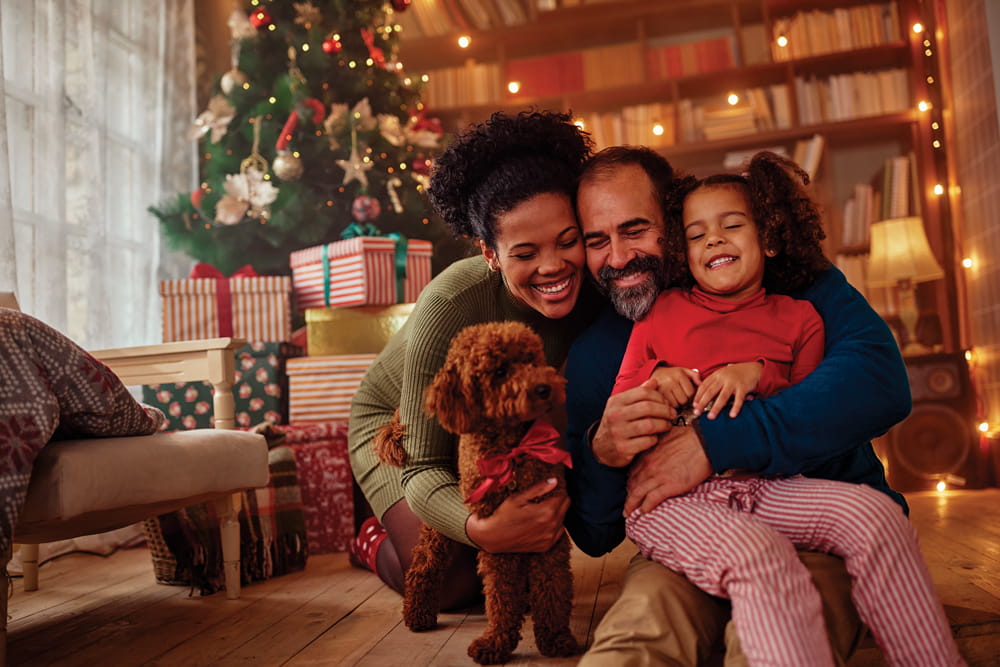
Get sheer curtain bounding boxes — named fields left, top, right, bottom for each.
left=0, top=0, right=196, bottom=349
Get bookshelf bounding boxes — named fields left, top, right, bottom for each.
left=398, top=0, right=959, bottom=353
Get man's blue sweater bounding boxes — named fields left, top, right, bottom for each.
left=564, top=267, right=912, bottom=557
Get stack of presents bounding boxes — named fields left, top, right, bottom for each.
left=141, top=235, right=431, bottom=594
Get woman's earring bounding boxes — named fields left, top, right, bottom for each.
left=487, top=258, right=500, bottom=272
left=765, top=248, right=778, bottom=257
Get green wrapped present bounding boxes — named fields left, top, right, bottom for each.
left=143, top=341, right=302, bottom=430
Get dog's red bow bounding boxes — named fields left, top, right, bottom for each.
left=465, top=420, right=572, bottom=505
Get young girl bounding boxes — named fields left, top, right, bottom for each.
left=615, top=152, right=964, bottom=666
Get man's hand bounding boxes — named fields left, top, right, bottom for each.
left=466, top=479, right=569, bottom=553
left=692, top=361, right=762, bottom=419
left=625, top=425, right=712, bottom=515
left=591, top=378, right=676, bottom=468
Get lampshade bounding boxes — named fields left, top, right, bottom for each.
left=867, top=217, right=945, bottom=288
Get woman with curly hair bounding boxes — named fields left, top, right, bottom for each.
left=615, top=151, right=963, bottom=666
left=347, top=110, right=602, bottom=609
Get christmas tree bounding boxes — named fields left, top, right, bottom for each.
left=151, top=0, right=464, bottom=276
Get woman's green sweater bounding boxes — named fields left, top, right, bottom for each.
left=348, top=256, right=600, bottom=546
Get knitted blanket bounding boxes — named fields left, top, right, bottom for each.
left=144, top=436, right=308, bottom=595
left=0, top=309, right=165, bottom=563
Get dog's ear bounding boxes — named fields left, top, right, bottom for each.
left=424, top=363, right=472, bottom=434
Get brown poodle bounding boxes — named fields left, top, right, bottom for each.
left=374, top=321, right=578, bottom=665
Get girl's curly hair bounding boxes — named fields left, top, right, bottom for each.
left=426, top=110, right=593, bottom=249
left=662, top=151, right=830, bottom=294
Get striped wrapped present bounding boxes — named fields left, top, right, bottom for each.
left=160, top=264, right=292, bottom=343
left=286, top=354, right=377, bottom=422
left=289, top=236, right=432, bottom=312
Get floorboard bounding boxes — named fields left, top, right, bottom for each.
left=6, top=489, right=998, bottom=666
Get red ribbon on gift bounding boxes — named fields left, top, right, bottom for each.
left=465, top=420, right=572, bottom=505
left=189, top=263, right=258, bottom=337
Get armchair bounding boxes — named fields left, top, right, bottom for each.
left=0, top=303, right=269, bottom=664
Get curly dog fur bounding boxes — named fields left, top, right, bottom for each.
left=375, top=321, right=578, bottom=664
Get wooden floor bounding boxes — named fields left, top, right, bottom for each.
left=7, top=489, right=1000, bottom=666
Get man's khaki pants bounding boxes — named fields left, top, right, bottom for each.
left=579, top=549, right=864, bottom=666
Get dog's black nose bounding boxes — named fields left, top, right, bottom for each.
left=535, top=384, right=551, bottom=399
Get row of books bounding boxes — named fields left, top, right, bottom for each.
left=645, top=36, right=736, bottom=79
left=578, top=103, right=678, bottom=150
left=771, top=1, right=903, bottom=61
left=421, top=61, right=505, bottom=108
left=840, top=153, right=918, bottom=247
left=795, top=68, right=910, bottom=126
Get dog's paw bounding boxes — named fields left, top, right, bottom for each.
left=403, top=609, right=438, bottom=632
left=536, top=629, right=578, bottom=657
left=467, top=635, right=515, bottom=665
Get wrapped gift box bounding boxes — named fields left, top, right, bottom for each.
left=274, top=421, right=353, bottom=554
left=143, top=342, right=301, bottom=430
left=143, top=444, right=308, bottom=594
left=289, top=236, right=432, bottom=312
left=305, top=303, right=414, bottom=356
left=286, top=354, right=377, bottom=422
left=160, top=274, right=292, bottom=343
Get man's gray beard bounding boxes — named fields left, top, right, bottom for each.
left=608, top=280, right=660, bottom=321
left=596, top=254, right=665, bottom=322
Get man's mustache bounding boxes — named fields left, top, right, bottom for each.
left=597, top=255, right=663, bottom=284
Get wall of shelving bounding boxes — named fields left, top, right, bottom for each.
left=943, top=0, right=1000, bottom=443
left=399, top=0, right=962, bottom=353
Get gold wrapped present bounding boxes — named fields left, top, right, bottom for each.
left=305, top=303, right=414, bottom=356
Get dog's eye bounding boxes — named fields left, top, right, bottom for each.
left=493, top=364, right=508, bottom=379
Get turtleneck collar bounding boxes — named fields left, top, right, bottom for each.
left=687, top=285, right=767, bottom=314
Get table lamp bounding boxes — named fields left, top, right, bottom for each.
left=867, top=216, right=944, bottom=356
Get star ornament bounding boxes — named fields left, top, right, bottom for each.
left=336, top=145, right=374, bottom=188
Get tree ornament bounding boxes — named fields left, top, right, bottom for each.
left=249, top=7, right=272, bottom=29
left=411, top=156, right=431, bottom=175
left=293, top=1, right=322, bottom=27
left=227, top=10, right=256, bottom=39
left=351, top=195, right=381, bottom=222
left=220, top=68, right=248, bottom=95
left=189, top=94, right=236, bottom=143
left=322, top=36, right=343, bottom=54
left=386, top=176, right=404, bottom=213
left=336, top=131, right=374, bottom=188
left=190, top=187, right=206, bottom=209
left=392, top=0, right=411, bottom=12
left=272, top=152, right=304, bottom=181
left=215, top=117, right=278, bottom=224
left=360, top=28, right=386, bottom=69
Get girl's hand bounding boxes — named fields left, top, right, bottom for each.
left=649, top=365, right=701, bottom=408
left=692, top=361, right=762, bottom=419
left=465, top=479, right=569, bottom=553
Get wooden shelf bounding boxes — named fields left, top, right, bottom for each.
left=400, top=0, right=763, bottom=71
left=661, top=111, right=916, bottom=164
left=407, top=0, right=959, bottom=354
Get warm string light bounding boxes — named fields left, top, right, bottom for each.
left=507, top=81, right=521, bottom=94
left=457, top=35, right=471, bottom=48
